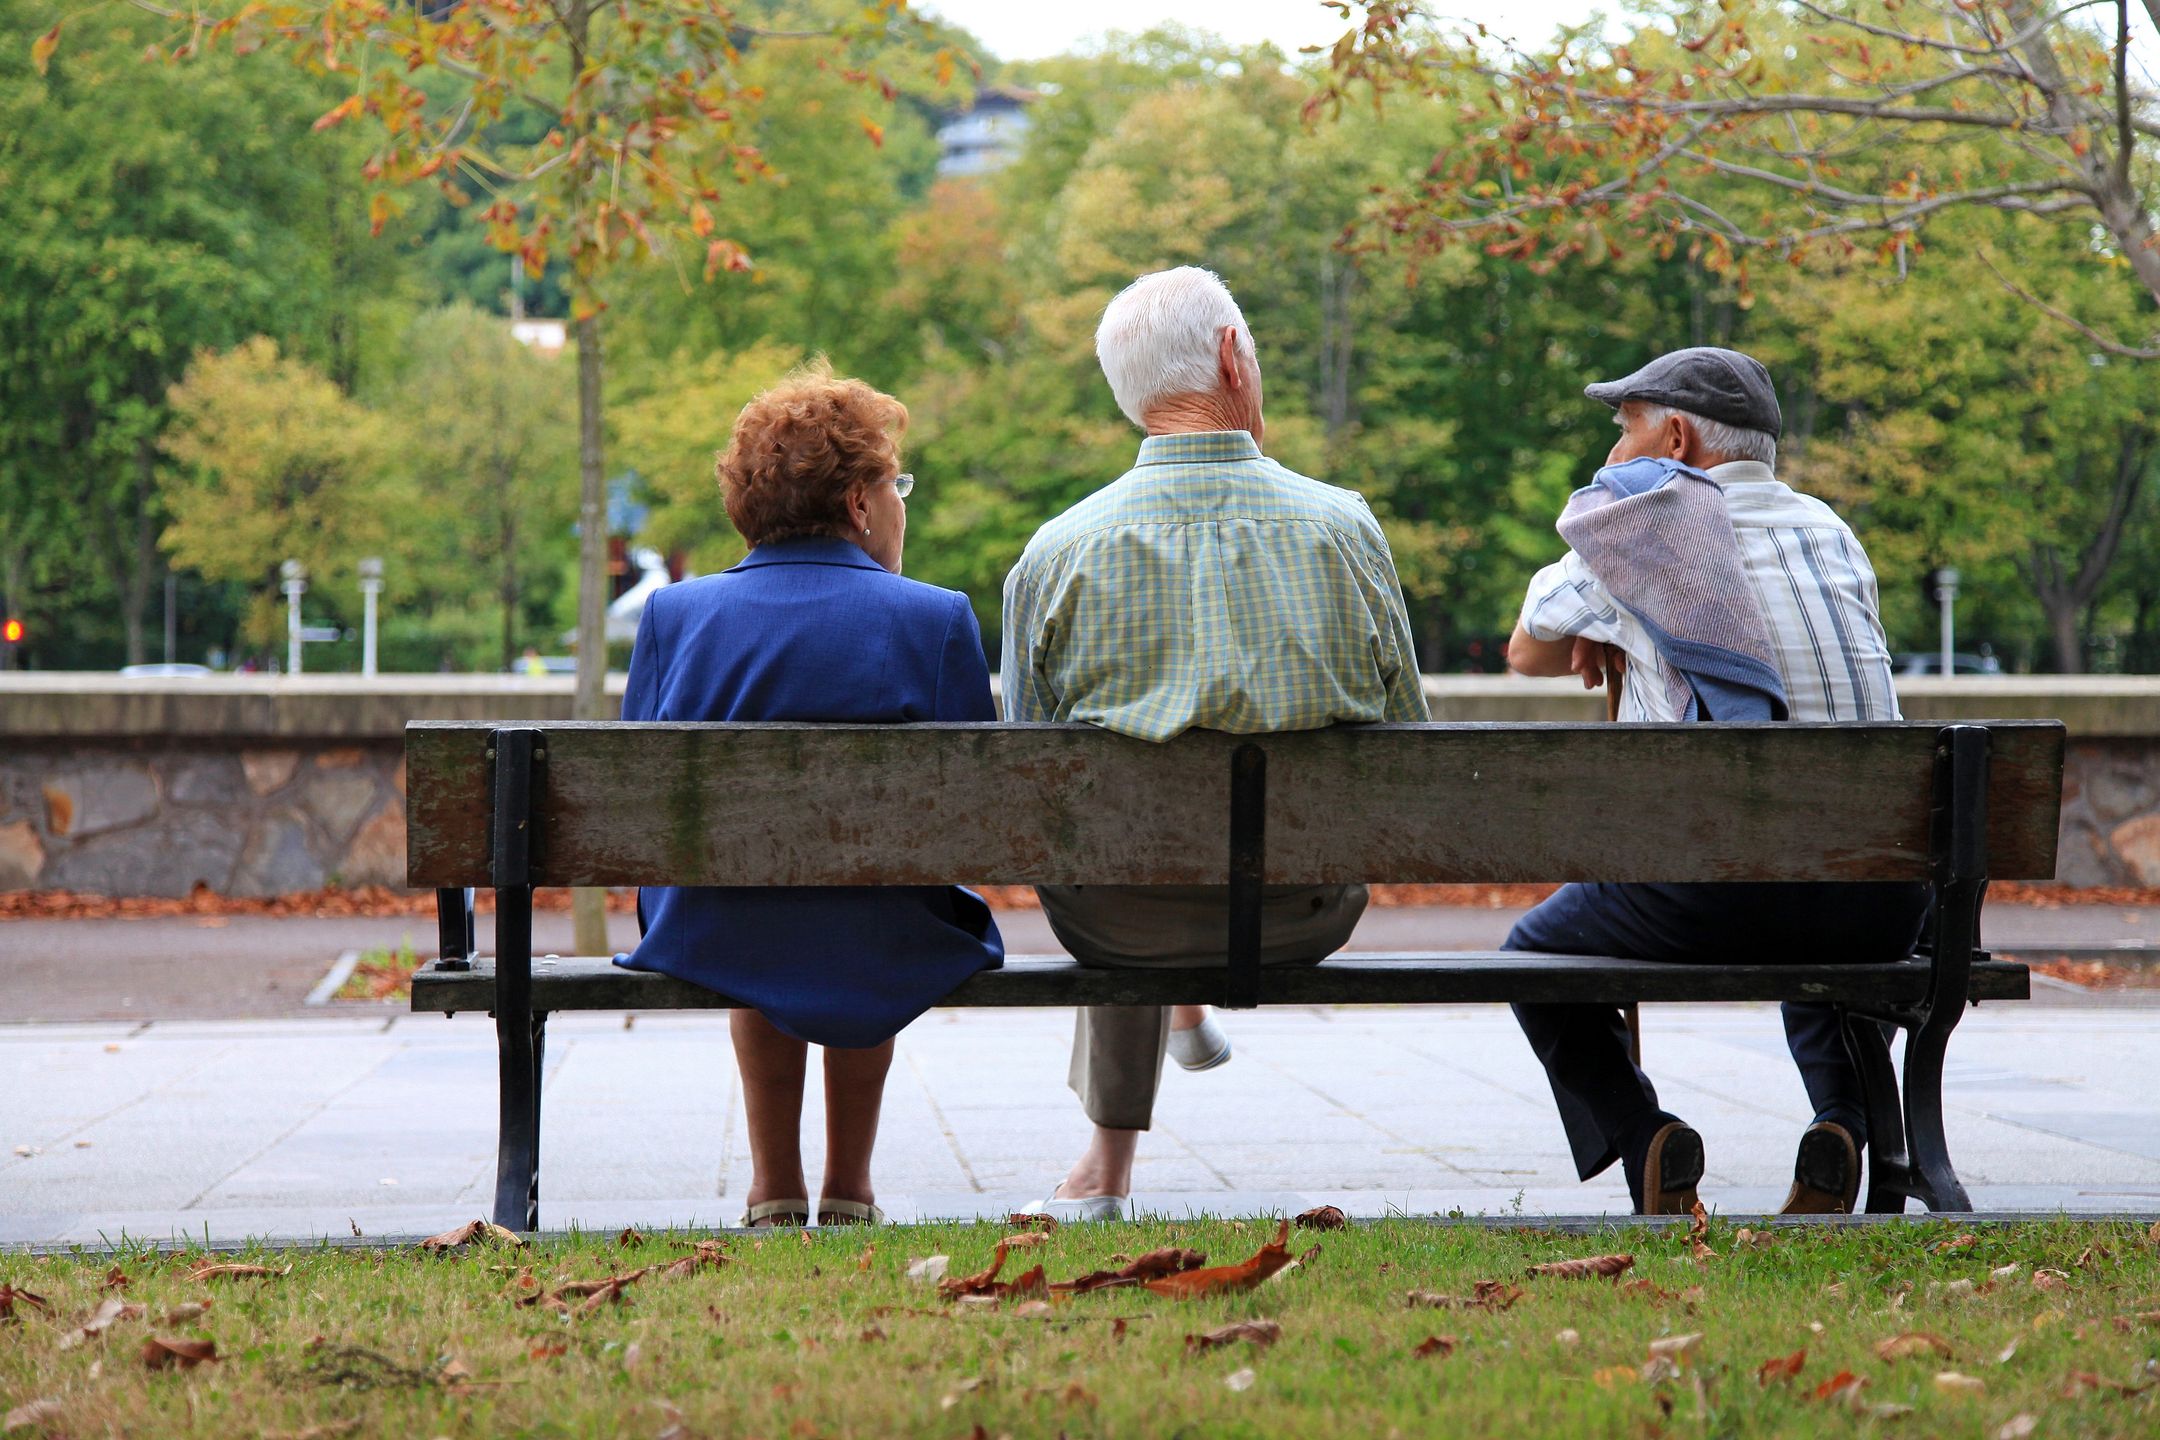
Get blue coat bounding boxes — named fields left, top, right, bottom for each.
left=613, top=537, right=1004, bottom=1047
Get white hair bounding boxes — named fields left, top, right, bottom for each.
left=1095, top=267, right=1257, bottom=428
left=1634, top=402, right=1777, bottom=465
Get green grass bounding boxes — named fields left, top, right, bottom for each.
left=3, top=1218, right=2156, bottom=1437
left=334, top=939, right=420, bottom=1003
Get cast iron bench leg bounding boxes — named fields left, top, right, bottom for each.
left=489, top=728, right=544, bottom=1232
left=1844, top=1012, right=1913, bottom=1213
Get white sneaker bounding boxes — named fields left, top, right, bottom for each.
left=1168, top=1014, right=1233, bottom=1071
left=1023, top=1194, right=1126, bottom=1222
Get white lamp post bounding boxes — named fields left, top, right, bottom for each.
left=280, top=560, right=307, bottom=676
left=358, top=557, right=384, bottom=677
left=1932, top=567, right=1960, bottom=679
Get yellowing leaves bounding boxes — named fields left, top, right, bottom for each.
left=857, top=115, right=885, bottom=148
left=312, top=96, right=364, bottom=132
left=30, top=23, right=61, bottom=76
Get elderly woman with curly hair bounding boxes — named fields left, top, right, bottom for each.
left=615, top=362, right=1003, bottom=1228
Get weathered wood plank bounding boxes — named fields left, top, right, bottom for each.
left=410, top=952, right=2029, bottom=1013
left=406, top=721, right=2064, bottom=887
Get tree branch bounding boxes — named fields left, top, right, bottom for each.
left=1980, top=251, right=2160, bottom=358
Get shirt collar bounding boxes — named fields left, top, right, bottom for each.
left=729, top=536, right=885, bottom=572
left=1134, top=430, right=1264, bottom=468
left=1705, top=460, right=1778, bottom=488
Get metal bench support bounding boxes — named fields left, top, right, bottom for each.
left=489, top=727, right=545, bottom=1232
left=1854, top=724, right=1989, bottom=1213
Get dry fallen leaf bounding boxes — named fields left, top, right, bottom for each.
left=0, top=1284, right=52, bottom=1323
left=856, top=1244, right=876, bottom=1273
left=186, top=1261, right=291, bottom=1281
left=1411, top=1334, right=1457, bottom=1360
left=1933, top=1371, right=1986, bottom=1395
left=1007, top=1212, right=1058, bottom=1231
left=1144, top=1221, right=1297, bottom=1299
left=906, top=1255, right=950, bottom=1286
left=1592, top=1364, right=1637, bottom=1388
left=1756, top=1348, right=1807, bottom=1385
left=100, top=1266, right=129, bottom=1292
left=2, top=1398, right=64, bottom=1433
left=1004, top=1231, right=1050, bottom=1249
left=1996, top=1415, right=2038, bottom=1440
left=1294, top=1205, right=1348, bottom=1232
left=57, top=1297, right=144, bottom=1350
left=660, top=1241, right=730, bottom=1278
left=420, top=1219, right=525, bottom=1253
left=938, top=1243, right=1046, bottom=1302
left=2031, top=1268, right=2072, bottom=1293
left=1686, top=1202, right=1715, bottom=1261
left=1555, top=1328, right=1581, bottom=1346
left=2062, top=1369, right=2156, bottom=1398
left=1527, top=1253, right=1634, bottom=1280
left=1009, top=1299, right=1053, bottom=1320
left=1733, top=1228, right=1775, bottom=1251
left=528, top=1340, right=567, bottom=1362
left=1647, top=1333, right=1703, bottom=1367
left=618, top=1227, right=646, bottom=1247
left=1933, top=1233, right=1978, bottom=1255
left=1991, top=1264, right=2024, bottom=1281
left=1813, top=1370, right=1866, bottom=1405
left=1053, top=1248, right=1208, bottom=1296
left=1876, top=1332, right=1954, bottom=1362
left=140, top=1336, right=218, bottom=1370
left=259, top=1423, right=362, bottom=1440
left=1185, top=1319, right=1283, bottom=1355
left=1935, top=1278, right=1977, bottom=1300
left=1996, top=1337, right=2021, bottom=1366
left=157, top=1301, right=212, bottom=1325
left=1222, top=1367, right=1257, bottom=1393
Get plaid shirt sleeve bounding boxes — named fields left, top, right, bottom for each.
left=1363, top=525, right=1430, bottom=722
left=998, top=557, right=1059, bottom=724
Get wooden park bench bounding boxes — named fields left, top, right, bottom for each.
left=406, top=719, right=2063, bottom=1231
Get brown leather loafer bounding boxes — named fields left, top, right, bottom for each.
left=1640, top=1121, right=1704, bottom=1216
left=1779, top=1122, right=1860, bottom=1214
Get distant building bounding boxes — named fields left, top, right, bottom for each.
left=936, top=85, right=1037, bottom=178
left=511, top=318, right=567, bottom=356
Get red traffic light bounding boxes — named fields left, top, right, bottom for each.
left=1, top=618, right=21, bottom=644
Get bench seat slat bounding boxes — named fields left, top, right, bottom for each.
left=405, top=721, right=2066, bottom=889
left=410, top=953, right=2028, bottom=1013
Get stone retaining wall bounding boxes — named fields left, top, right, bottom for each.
left=2, top=674, right=2155, bottom=895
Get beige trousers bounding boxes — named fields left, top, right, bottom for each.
left=1036, top=883, right=1368, bottom=1131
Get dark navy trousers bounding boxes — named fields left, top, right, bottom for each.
left=1507, top=882, right=1931, bottom=1180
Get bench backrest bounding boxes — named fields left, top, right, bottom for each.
left=405, top=721, right=2064, bottom=889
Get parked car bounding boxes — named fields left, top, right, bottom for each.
left=1892, top=651, right=2003, bottom=676
left=118, top=663, right=213, bottom=677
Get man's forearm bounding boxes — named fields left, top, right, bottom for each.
left=1507, top=622, right=1576, bottom=677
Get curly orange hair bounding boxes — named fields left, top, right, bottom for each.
left=718, top=360, right=907, bottom=548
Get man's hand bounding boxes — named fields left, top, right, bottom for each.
left=1569, top=637, right=1625, bottom=692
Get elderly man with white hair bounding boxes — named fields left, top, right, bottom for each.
left=1001, top=266, right=1427, bottom=1220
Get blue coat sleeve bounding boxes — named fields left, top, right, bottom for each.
left=621, top=598, right=663, bottom=723
left=934, top=594, right=996, bottom=722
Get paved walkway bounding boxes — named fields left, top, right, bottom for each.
left=5, top=999, right=2157, bottom=1246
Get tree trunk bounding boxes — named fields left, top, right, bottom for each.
left=2046, top=598, right=2085, bottom=675
left=571, top=312, right=610, bottom=954
left=120, top=438, right=159, bottom=666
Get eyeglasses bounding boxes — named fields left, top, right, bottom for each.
left=890, top=473, right=915, bottom=499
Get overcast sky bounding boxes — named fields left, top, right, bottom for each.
left=918, top=0, right=2155, bottom=70
left=916, top=0, right=1613, bottom=63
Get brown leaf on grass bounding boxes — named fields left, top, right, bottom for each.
left=2148, top=1220, right=2160, bottom=1249
left=1003, top=1265, right=1048, bottom=1302
left=1059, top=1380, right=1098, bottom=1407
left=1996, top=1415, right=2038, bottom=1440
left=1052, top=1248, right=1207, bottom=1295
left=2031, top=1268, right=2073, bottom=1293
left=1733, top=1228, right=1775, bottom=1251
left=1756, top=1349, right=1807, bottom=1385
left=2073, top=1244, right=2111, bottom=1271
left=1875, top=1332, right=1953, bottom=1362
left=1932, top=1232, right=1978, bottom=1255
left=1812, top=1369, right=1865, bottom=1405
left=1527, top=1253, right=1634, bottom=1280
left=1686, top=1201, right=1715, bottom=1260
left=1007, top=1213, right=1058, bottom=1231
left=1010, top=1300, right=1054, bottom=1320
left=940, top=1244, right=1012, bottom=1299
left=660, top=1241, right=730, bottom=1279
left=1184, top=1319, right=1283, bottom=1355
left=528, top=1340, right=567, bottom=1361
left=0, top=1284, right=53, bottom=1321
left=1143, top=1221, right=1297, bottom=1299
left=1647, top=1333, right=1702, bottom=1367
left=1591, top=1364, right=1637, bottom=1387
left=1111, top=1317, right=1128, bottom=1342
left=419, top=1219, right=525, bottom=1253
left=577, top=1278, right=636, bottom=1316
left=186, top=1261, right=291, bottom=1281
left=1619, top=1279, right=1686, bottom=1304
left=2063, top=1369, right=2156, bottom=1397
left=618, top=1227, right=646, bottom=1247
left=2115, top=1310, right=2160, bottom=1331
left=2, top=1397, right=64, bottom=1433
left=1269, top=1243, right=1323, bottom=1285
left=57, top=1297, right=144, bottom=1349
left=100, top=1266, right=130, bottom=1292
left=859, top=1325, right=887, bottom=1343
left=140, top=1336, right=218, bottom=1370
left=940, top=1246, right=1045, bottom=1303
left=1294, top=1205, right=1348, bottom=1231
left=157, top=1301, right=211, bottom=1325
left=260, top=1424, right=362, bottom=1440
left=856, top=1244, right=876, bottom=1273
left=1933, top=1371, right=1986, bottom=1395
left=1411, top=1334, right=1457, bottom=1359
left=1004, top=1231, right=1050, bottom=1249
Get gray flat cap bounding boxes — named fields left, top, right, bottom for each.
left=1584, top=347, right=1782, bottom=438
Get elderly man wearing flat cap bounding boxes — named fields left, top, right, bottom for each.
left=1504, top=346, right=1923, bottom=1218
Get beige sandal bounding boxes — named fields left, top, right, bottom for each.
left=815, top=1198, right=887, bottom=1226
left=738, top=1198, right=811, bottom=1228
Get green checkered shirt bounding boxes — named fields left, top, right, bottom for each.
left=1000, top=430, right=1428, bottom=741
